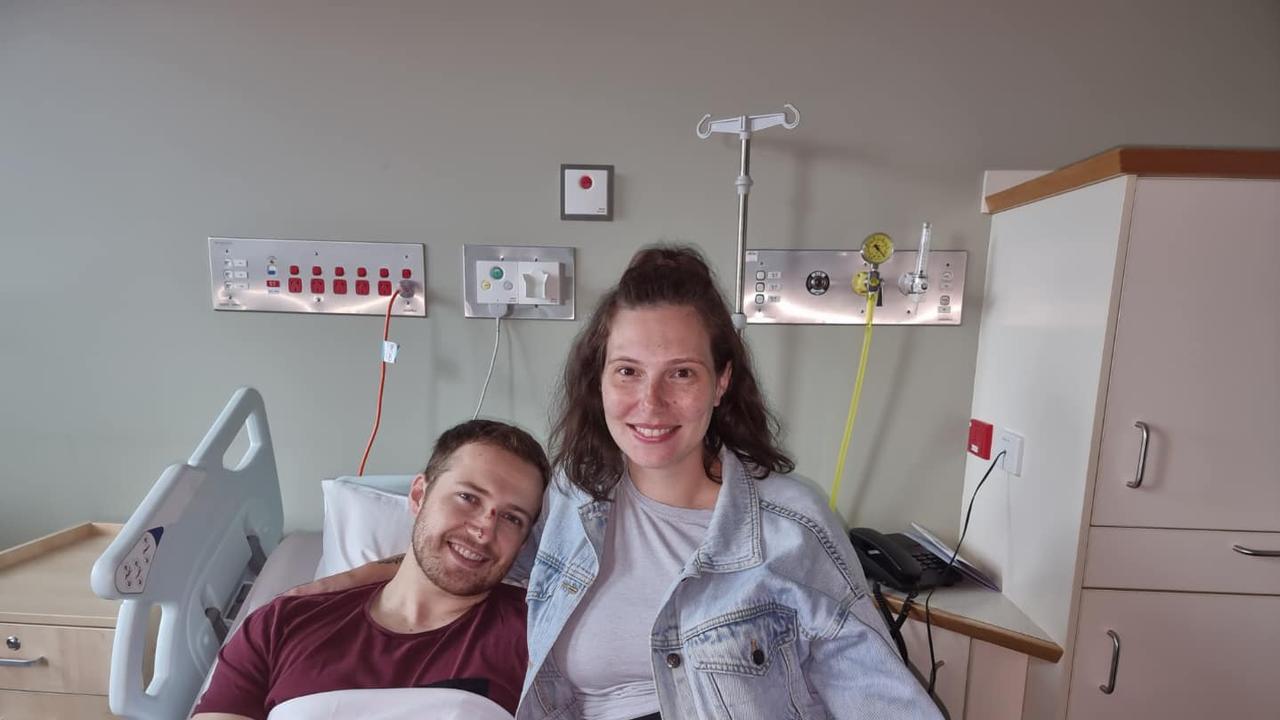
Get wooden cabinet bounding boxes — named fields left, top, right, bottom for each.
left=1068, top=590, right=1280, bottom=719
left=974, top=148, right=1280, bottom=719
left=1090, top=178, right=1280, bottom=531
left=1069, top=177, right=1280, bottom=719
left=0, top=523, right=148, bottom=719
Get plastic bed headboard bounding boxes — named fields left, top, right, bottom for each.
left=90, top=387, right=283, bottom=720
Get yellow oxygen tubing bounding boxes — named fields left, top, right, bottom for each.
left=829, top=288, right=876, bottom=511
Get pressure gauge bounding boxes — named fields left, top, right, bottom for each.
left=860, top=233, right=895, bottom=266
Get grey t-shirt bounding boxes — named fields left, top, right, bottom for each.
left=551, top=474, right=713, bottom=720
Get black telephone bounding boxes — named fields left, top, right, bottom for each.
left=848, top=527, right=961, bottom=595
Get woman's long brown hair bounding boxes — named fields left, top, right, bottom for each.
left=550, top=245, right=794, bottom=500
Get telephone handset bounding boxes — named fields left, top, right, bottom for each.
left=848, top=527, right=960, bottom=595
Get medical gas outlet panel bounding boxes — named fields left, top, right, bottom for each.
left=208, top=237, right=426, bottom=317
left=742, top=249, right=966, bottom=325
left=463, top=245, right=576, bottom=320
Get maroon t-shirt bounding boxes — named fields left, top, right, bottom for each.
left=193, top=581, right=527, bottom=718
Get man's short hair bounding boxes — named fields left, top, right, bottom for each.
left=422, top=419, right=551, bottom=490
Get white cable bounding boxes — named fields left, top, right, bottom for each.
left=473, top=316, right=502, bottom=420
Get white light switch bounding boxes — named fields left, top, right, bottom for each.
left=561, top=164, right=614, bottom=220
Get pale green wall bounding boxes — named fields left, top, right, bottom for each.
left=2, top=0, right=1278, bottom=548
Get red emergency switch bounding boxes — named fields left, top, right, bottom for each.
left=288, top=277, right=303, bottom=293
left=968, top=419, right=994, bottom=459
left=289, top=265, right=300, bottom=276
left=357, top=267, right=368, bottom=278
left=334, top=266, right=345, bottom=277
left=377, top=280, right=393, bottom=296
left=312, top=266, right=322, bottom=276
left=355, top=279, right=370, bottom=295
left=379, top=267, right=390, bottom=278
left=402, top=268, right=412, bottom=279
left=333, top=279, right=348, bottom=294
left=311, top=278, right=325, bottom=294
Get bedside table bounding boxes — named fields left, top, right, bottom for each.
left=0, top=523, right=154, bottom=719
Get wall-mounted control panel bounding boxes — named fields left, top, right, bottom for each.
left=463, top=245, right=575, bottom=320
left=743, top=249, right=966, bottom=325
left=208, top=237, right=426, bottom=317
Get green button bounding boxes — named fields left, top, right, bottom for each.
left=489, top=266, right=504, bottom=280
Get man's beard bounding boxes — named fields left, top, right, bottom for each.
left=410, top=510, right=500, bottom=597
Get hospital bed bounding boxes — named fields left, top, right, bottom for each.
left=90, top=388, right=509, bottom=720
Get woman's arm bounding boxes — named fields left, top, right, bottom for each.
left=282, top=555, right=401, bottom=597
left=805, top=593, right=944, bottom=719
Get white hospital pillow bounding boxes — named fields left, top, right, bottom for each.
left=316, top=476, right=416, bottom=580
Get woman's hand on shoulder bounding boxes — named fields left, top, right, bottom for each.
left=283, top=555, right=402, bottom=596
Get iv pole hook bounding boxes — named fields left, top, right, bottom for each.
left=695, top=103, right=800, bottom=332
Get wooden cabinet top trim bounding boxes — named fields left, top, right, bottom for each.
left=984, top=147, right=1280, bottom=214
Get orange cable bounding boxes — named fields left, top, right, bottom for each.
left=357, top=290, right=400, bottom=476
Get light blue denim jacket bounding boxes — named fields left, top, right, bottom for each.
left=511, top=450, right=941, bottom=720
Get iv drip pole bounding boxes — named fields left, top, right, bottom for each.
left=696, top=103, right=800, bottom=331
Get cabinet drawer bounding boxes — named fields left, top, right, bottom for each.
left=1084, top=527, right=1280, bottom=595
left=0, top=688, right=114, bottom=719
left=1068, top=590, right=1280, bottom=719
left=0, top=623, right=112, bottom=695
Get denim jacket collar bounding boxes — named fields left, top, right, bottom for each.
left=568, top=448, right=765, bottom=577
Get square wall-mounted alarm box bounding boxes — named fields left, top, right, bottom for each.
left=561, top=164, right=614, bottom=221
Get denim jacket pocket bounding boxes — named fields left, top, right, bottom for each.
left=682, top=604, right=811, bottom=720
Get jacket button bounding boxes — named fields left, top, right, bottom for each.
left=752, top=648, right=766, bottom=665
left=666, top=652, right=682, bottom=669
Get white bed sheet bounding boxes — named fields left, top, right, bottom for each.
left=267, top=687, right=514, bottom=719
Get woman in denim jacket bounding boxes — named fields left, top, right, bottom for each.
left=515, top=246, right=939, bottom=720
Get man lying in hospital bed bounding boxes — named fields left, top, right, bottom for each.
left=191, top=418, right=547, bottom=719
left=91, top=390, right=546, bottom=720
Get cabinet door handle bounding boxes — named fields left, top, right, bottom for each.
left=1232, top=544, right=1280, bottom=557
left=1099, top=630, right=1121, bottom=694
left=0, top=656, right=45, bottom=667
left=1126, top=421, right=1150, bottom=488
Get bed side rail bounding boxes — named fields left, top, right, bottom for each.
left=90, top=387, right=283, bottom=720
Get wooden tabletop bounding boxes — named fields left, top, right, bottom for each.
left=0, top=523, right=122, bottom=628
left=879, top=582, right=1063, bottom=663
left=984, top=146, right=1280, bottom=214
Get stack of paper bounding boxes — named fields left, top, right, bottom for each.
left=905, top=523, right=1000, bottom=591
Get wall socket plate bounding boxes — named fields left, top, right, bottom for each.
left=208, top=237, right=426, bottom=317
left=462, top=245, right=575, bottom=320
left=995, top=429, right=1024, bottom=476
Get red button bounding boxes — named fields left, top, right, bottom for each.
left=266, top=279, right=281, bottom=288
left=333, top=279, right=348, bottom=294
left=401, top=268, right=412, bottom=279
left=357, top=267, right=368, bottom=278
left=312, top=266, right=322, bottom=276
left=289, top=265, right=300, bottom=276
left=334, top=266, right=345, bottom=277
left=379, top=267, right=390, bottom=278
left=579, top=175, right=593, bottom=190
left=288, top=277, right=303, bottom=293
left=311, top=279, right=325, bottom=294
left=377, top=280, right=392, bottom=296
left=355, top=279, right=370, bottom=295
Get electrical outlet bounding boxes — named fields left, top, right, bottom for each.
left=994, top=429, right=1024, bottom=476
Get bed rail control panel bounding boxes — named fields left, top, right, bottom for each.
left=114, top=527, right=163, bottom=594
left=208, top=237, right=427, bottom=317
left=742, top=249, right=967, bottom=325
